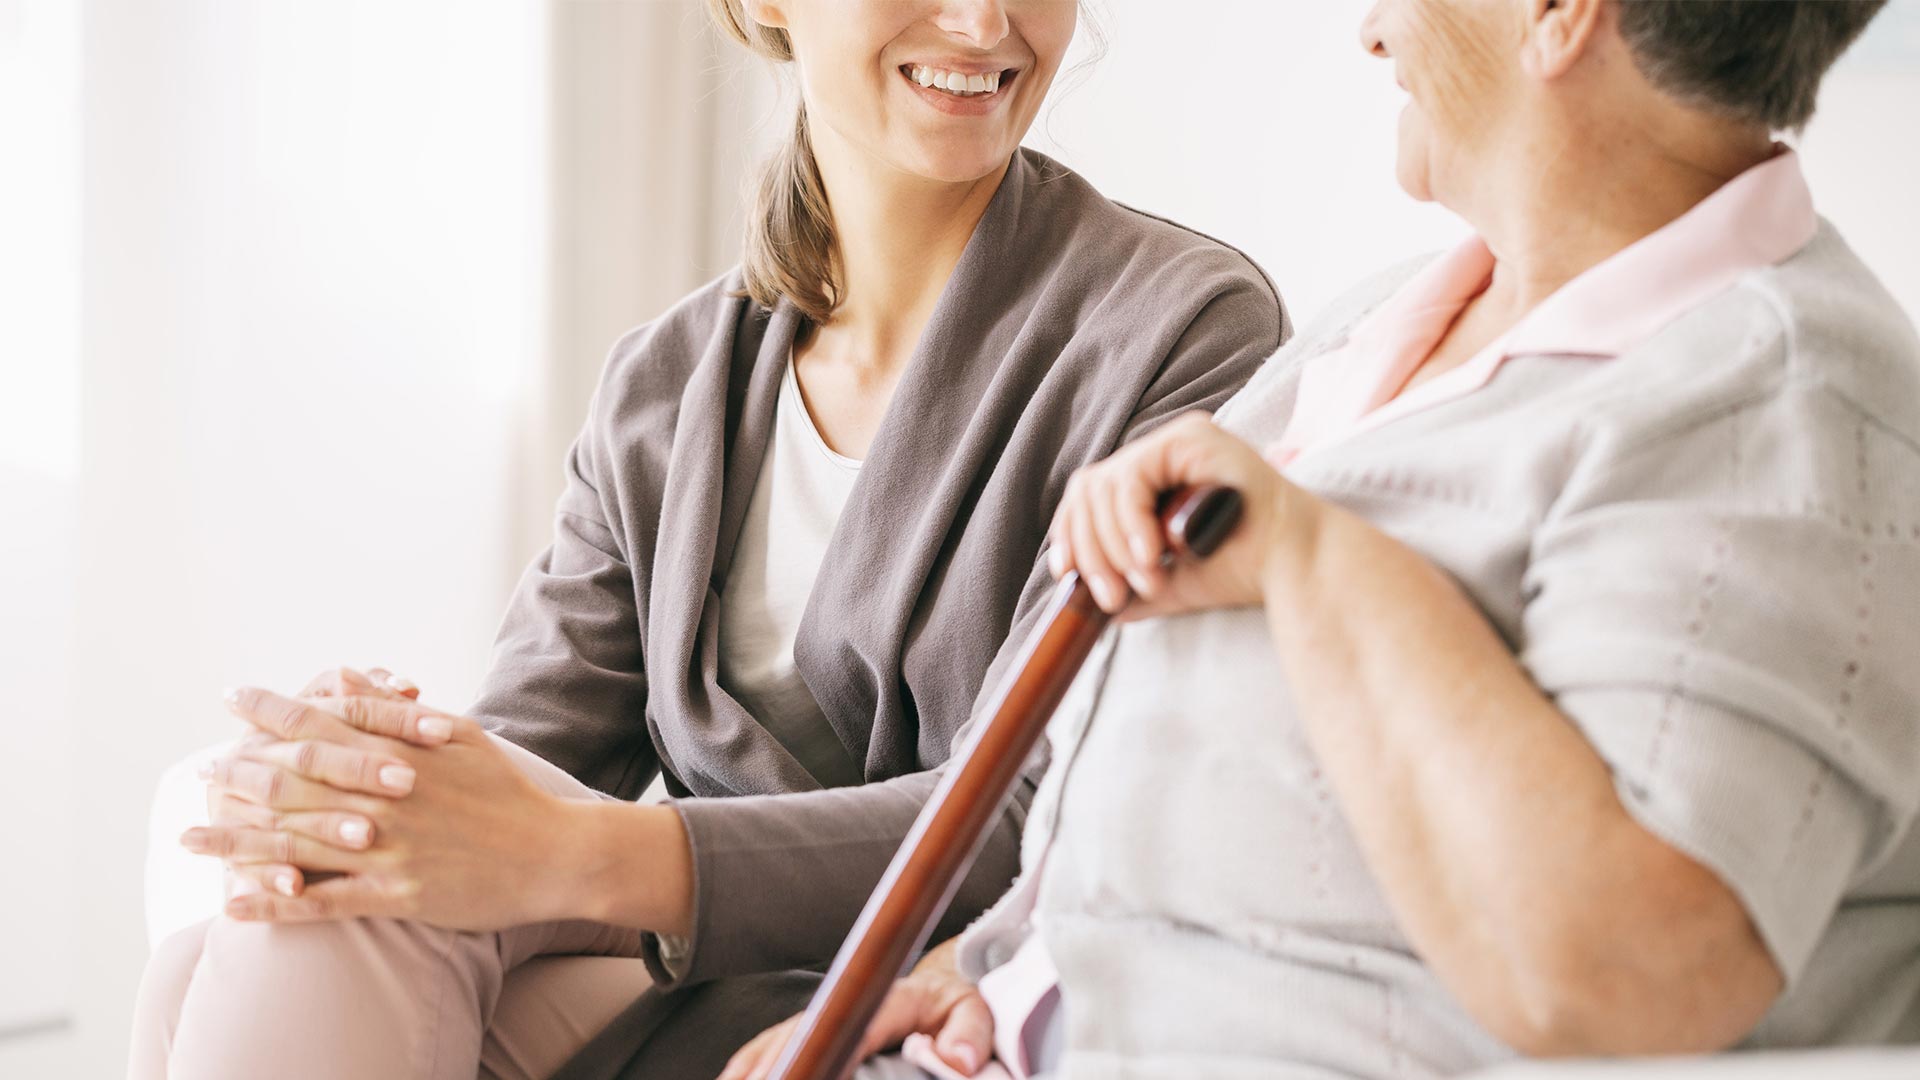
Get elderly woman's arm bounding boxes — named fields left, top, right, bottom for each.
left=1253, top=488, right=1780, bottom=1055
left=1050, top=413, right=1802, bottom=1057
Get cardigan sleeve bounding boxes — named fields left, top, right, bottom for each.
left=648, top=272, right=1287, bottom=989
left=1518, top=386, right=1920, bottom=985
left=467, top=342, right=660, bottom=800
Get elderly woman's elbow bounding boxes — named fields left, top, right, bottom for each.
left=1483, top=868, right=1782, bottom=1057
left=1487, top=964, right=1770, bottom=1059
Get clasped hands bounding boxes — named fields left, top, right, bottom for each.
left=181, top=668, right=579, bottom=931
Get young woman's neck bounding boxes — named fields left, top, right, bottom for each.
left=807, top=120, right=1011, bottom=368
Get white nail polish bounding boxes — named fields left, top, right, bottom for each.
left=379, top=764, right=416, bottom=794
left=1129, top=535, right=1152, bottom=564
left=339, top=818, right=371, bottom=845
left=274, top=871, right=298, bottom=896
left=1091, top=577, right=1117, bottom=610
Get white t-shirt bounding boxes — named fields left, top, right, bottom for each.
left=716, top=353, right=865, bottom=788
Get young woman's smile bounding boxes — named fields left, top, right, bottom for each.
left=897, top=60, right=1022, bottom=116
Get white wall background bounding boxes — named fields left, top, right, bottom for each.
left=1026, top=0, right=1920, bottom=329
left=1, top=2, right=1915, bottom=1077
left=2, top=1, right=550, bottom=1075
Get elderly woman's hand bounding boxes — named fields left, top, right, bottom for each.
left=183, top=687, right=586, bottom=931
left=1046, top=411, right=1322, bottom=619
left=720, top=939, right=992, bottom=1080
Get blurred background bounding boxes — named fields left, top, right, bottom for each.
left=2, top=1, right=1916, bottom=1075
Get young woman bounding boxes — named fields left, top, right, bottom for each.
left=129, top=1, right=1284, bottom=1078
left=728, top=1, right=1918, bottom=1077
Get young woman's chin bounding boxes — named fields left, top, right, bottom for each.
left=897, top=142, right=1024, bottom=185
left=886, top=95, right=1040, bottom=185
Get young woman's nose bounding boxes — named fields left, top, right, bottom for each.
left=934, top=0, right=1011, bottom=51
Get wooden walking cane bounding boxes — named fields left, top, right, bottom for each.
left=766, top=484, right=1245, bottom=1080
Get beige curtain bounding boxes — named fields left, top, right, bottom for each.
left=511, top=0, right=782, bottom=572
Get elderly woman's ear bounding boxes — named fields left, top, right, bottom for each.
left=1519, top=0, right=1606, bottom=81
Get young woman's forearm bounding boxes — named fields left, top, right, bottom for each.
left=555, top=800, right=696, bottom=937
left=1259, top=505, right=1778, bottom=1054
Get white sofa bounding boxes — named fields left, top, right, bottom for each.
left=145, top=751, right=1919, bottom=1076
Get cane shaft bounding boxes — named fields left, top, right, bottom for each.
left=767, top=484, right=1242, bottom=1080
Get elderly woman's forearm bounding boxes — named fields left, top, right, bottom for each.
left=1259, top=505, right=1780, bottom=1054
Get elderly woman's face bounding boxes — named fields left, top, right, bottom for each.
left=1361, top=0, right=1527, bottom=207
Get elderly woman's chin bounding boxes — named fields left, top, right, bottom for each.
left=1393, top=108, right=1438, bottom=203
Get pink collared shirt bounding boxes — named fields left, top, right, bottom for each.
left=1270, top=146, right=1816, bottom=467
left=958, top=147, right=1818, bottom=1080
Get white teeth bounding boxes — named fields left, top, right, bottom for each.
left=905, top=64, right=1004, bottom=97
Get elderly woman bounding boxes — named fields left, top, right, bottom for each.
left=725, top=0, right=1918, bottom=1076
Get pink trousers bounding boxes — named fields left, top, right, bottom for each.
left=128, top=736, right=656, bottom=1080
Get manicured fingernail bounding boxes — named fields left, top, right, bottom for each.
left=378, top=763, right=416, bottom=794
left=195, top=760, right=215, bottom=781
left=179, top=828, right=208, bottom=852
left=229, top=875, right=262, bottom=897
left=1126, top=570, right=1152, bottom=597
left=222, top=686, right=243, bottom=707
left=224, top=897, right=254, bottom=919
left=1090, top=576, right=1119, bottom=610
left=1047, top=544, right=1066, bottom=577
left=1128, top=534, right=1152, bottom=565
left=274, top=870, right=299, bottom=896
left=417, top=715, right=453, bottom=742
left=384, top=672, right=417, bottom=693
left=951, top=1043, right=980, bottom=1072
left=339, top=818, right=371, bottom=846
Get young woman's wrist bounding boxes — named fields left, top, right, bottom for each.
left=548, top=799, right=696, bottom=935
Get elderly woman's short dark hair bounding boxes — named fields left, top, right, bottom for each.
left=1615, top=0, right=1888, bottom=131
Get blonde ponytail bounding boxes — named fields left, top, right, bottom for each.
left=707, top=0, right=841, bottom=323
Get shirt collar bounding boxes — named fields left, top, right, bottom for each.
left=1500, top=146, right=1817, bottom=360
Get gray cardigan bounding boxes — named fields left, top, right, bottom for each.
left=467, top=148, right=1287, bottom=1074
